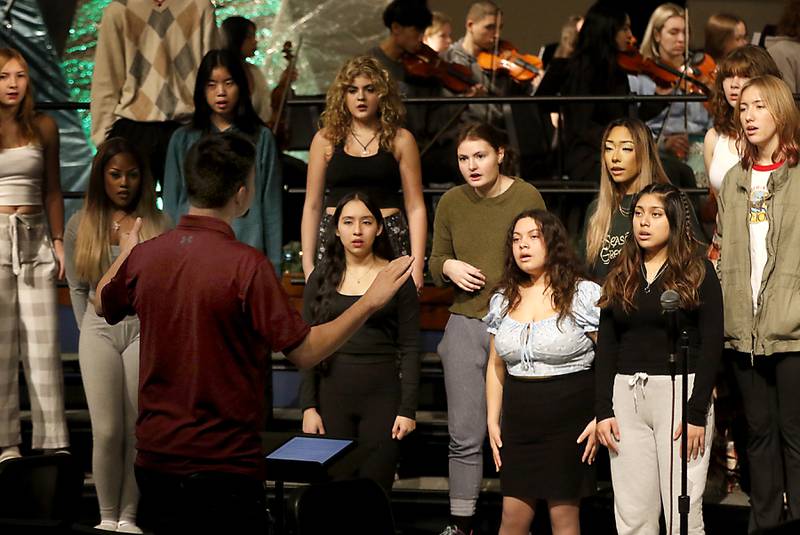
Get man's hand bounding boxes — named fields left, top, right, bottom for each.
left=120, top=217, right=142, bottom=255
left=363, top=255, right=414, bottom=310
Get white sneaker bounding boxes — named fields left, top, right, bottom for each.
left=116, top=520, right=144, bottom=533
left=0, top=447, right=21, bottom=463
left=94, top=520, right=117, bottom=531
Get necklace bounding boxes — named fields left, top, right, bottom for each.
left=112, top=213, right=130, bottom=232
left=640, top=261, right=668, bottom=293
left=351, top=130, right=378, bottom=155
left=618, top=197, right=633, bottom=217
left=349, top=260, right=378, bottom=284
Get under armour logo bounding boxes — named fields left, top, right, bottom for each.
left=180, top=236, right=193, bottom=245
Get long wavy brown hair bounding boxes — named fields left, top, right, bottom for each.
left=599, top=183, right=705, bottom=313
left=0, top=48, right=38, bottom=146
left=319, top=55, right=405, bottom=152
left=585, top=118, right=669, bottom=266
left=709, top=46, right=781, bottom=138
left=736, top=75, right=800, bottom=169
left=74, top=138, right=168, bottom=283
left=496, top=209, right=590, bottom=326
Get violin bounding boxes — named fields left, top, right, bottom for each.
left=402, top=43, right=477, bottom=93
left=617, top=38, right=715, bottom=97
left=476, top=40, right=543, bottom=84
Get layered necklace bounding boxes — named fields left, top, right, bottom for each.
left=351, top=129, right=378, bottom=156
left=640, top=261, right=669, bottom=293
left=618, top=196, right=633, bottom=217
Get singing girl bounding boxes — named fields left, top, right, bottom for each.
left=596, top=183, right=722, bottom=534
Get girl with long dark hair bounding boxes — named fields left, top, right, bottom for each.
left=220, top=15, right=272, bottom=124
left=300, top=192, right=419, bottom=493
left=0, top=47, right=68, bottom=462
left=536, top=2, right=633, bottom=183
left=162, top=49, right=282, bottom=268
left=65, top=138, right=169, bottom=532
left=485, top=209, right=599, bottom=535
left=596, top=183, right=722, bottom=534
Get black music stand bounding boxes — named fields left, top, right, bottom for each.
left=262, top=432, right=367, bottom=535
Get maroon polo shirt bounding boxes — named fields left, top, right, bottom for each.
left=102, top=215, right=310, bottom=479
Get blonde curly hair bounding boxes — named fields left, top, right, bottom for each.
left=320, top=55, right=405, bottom=152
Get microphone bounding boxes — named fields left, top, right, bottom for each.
left=660, top=289, right=680, bottom=377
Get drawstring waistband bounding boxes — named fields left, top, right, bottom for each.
left=628, top=372, right=649, bottom=413
left=3, top=211, right=46, bottom=276
left=8, top=213, right=23, bottom=276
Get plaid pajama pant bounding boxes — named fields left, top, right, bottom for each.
left=0, top=212, right=68, bottom=449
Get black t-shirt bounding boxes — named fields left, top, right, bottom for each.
left=581, top=195, right=634, bottom=281
left=299, top=269, right=420, bottom=418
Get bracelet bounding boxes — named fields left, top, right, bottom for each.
left=51, top=236, right=63, bottom=242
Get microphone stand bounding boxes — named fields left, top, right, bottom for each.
left=679, top=329, right=690, bottom=535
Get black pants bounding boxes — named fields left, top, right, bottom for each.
left=319, top=358, right=400, bottom=493
left=732, top=352, right=800, bottom=532
left=135, top=466, right=271, bottom=534
left=108, top=118, right=182, bottom=189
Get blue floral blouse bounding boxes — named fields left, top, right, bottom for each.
left=483, top=280, right=601, bottom=377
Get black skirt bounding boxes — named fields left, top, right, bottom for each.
left=500, top=369, right=596, bottom=500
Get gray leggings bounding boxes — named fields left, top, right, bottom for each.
left=79, top=304, right=140, bottom=524
left=437, top=314, right=491, bottom=517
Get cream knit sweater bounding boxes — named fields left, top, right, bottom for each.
left=90, top=0, right=217, bottom=146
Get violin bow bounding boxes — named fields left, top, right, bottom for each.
left=683, top=6, right=690, bottom=134
left=486, top=8, right=503, bottom=124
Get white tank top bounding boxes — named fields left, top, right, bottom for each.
left=708, top=133, right=740, bottom=194
left=0, top=143, right=44, bottom=206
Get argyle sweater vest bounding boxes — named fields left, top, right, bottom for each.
left=90, top=0, right=217, bottom=145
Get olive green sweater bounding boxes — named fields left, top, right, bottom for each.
left=429, top=178, right=546, bottom=318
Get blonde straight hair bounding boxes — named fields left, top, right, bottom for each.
left=74, top=138, right=167, bottom=283
left=585, top=118, right=670, bottom=265
left=640, top=3, right=685, bottom=61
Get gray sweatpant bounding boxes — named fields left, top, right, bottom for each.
left=437, top=314, right=491, bottom=517
left=610, top=373, right=714, bottom=535
left=79, top=303, right=140, bottom=524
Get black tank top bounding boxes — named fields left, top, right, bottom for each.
left=325, top=144, right=403, bottom=209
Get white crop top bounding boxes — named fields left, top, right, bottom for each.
left=0, top=143, right=44, bottom=206
left=708, top=133, right=741, bottom=194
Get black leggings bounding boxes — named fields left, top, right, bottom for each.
left=319, top=357, right=400, bottom=493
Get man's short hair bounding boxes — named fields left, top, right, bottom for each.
left=466, top=0, right=499, bottom=23
left=383, top=0, right=433, bottom=31
left=184, top=132, right=256, bottom=209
